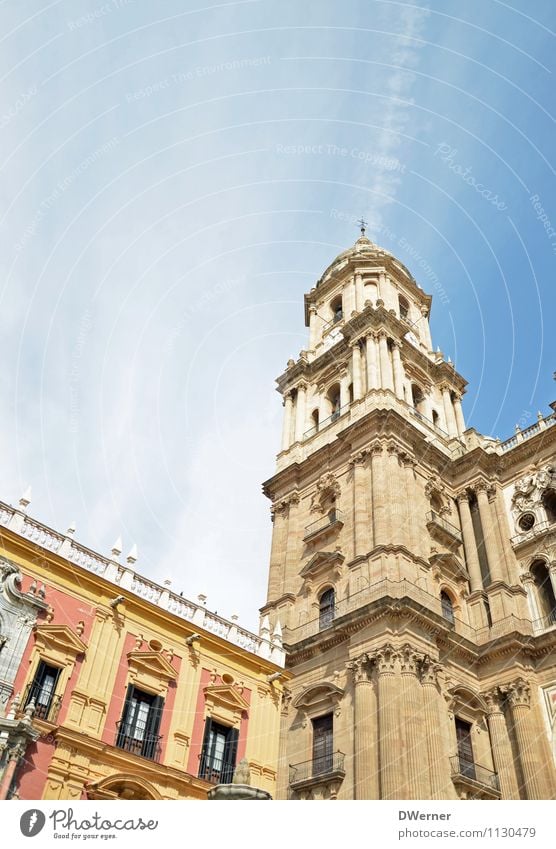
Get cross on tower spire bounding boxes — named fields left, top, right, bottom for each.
left=357, top=217, right=368, bottom=237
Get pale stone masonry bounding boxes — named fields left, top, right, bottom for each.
left=261, top=230, right=556, bottom=800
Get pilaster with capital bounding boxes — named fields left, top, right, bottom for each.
left=294, top=383, right=307, bottom=443
left=365, top=333, right=379, bottom=391
left=503, top=678, right=543, bottom=799
left=378, top=331, right=394, bottom=391
left=400, top=646, right=427, bottom=798
left=391, top=341, right=405, bottom=400
left=483, top=688, right=520, bottom=799
left=370, top=443, right=388, bottom=546
left=475, top=482, right=504, bottom=584
left=456, top=491, right=483, bottom=593
left=347, top=655, right=378, bottom=799
left=350, top=451, right=370, bottom=557
left=419, top=656, right=453, bottom=799
left=351, top=342, right=363, bottom=401
left=281, top=391, right=294, bottom=452
left=441, top=384, right=458, bottom=437
left=371, top=645, right=401, bottom=799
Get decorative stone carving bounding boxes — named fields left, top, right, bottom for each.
left=503, top=678, right=531, bottom=708
left=511, top=464, right=556, bottom=530
left=310, top=474, right=340, bottom=514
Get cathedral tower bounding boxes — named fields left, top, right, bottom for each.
left=262, top=228, right=556, bottom=800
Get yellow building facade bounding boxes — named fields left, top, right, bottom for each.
left=0, top=499, right=286, bottom=800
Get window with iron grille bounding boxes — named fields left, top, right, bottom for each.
left=198, top=718, right=239, bottom=784
left=24, top=661, right=61, bottom=720
left=312, top=713, right=333, bottom=775
left=115, top=685, right=163, bottom=760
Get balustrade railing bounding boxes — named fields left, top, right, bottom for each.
left=304, top=509, right=344, bottom=539
left=450, top=755, right=499, bottom=791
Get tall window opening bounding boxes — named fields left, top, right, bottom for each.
left=327, top=383, right=341, bottom=421
left=398, top=295, right=409, bottom=321
left=24, top=661, right=61, bottom=721
left=531, top=559, right=556, bottom=624
left=441, top=590, right=455, bottom=625
left=116, top=686, right=163, bottom=760
left=199, top=719, right=239, bottom=784
left=319, top=588, right=335, bottom=631
left=455, top=717, right=475, bottom=779
left=542, top=489, right=556, bottom=524
left=312, top=713, right=333, bottom=775
left=311, top=409, right=319, bottom=432
left=330, top=295, right=343, bottom=324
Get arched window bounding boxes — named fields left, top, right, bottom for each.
left=531, top=560, right=556, bottom=624
left=432, top=409, right=440, bottom=428
left=411, top=384, right=426, bottom=415
left=542, top=489, right=556, bottom=524
left=430, top=492, right=443, bottom=515
left=327, top=383, right=341, bottom=421
left=398, top=296, right=409, bottom=321
left=319, top=588, right=335, bottom=631
left=441, top=590, right=455, bottom=625
left=330, top=295, right=343, bottom=324
left=311, top=409, right=319, bottom=431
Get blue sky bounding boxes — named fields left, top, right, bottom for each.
left=1, top=0, right=554, bottom=629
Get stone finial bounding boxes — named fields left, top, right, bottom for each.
left=66, top=521, right=76, bottom=537
left=260, top=615, right=271, bottom=641
left=19, top=486, right=32, bottom=511
left=197, top=593, right=207, bottom=605
left=24, top=698, right=36, bottom=720
left=38, top=584, right=46, bottom=599
left=232, top=757, right=251, bottom=786
left=7, top=693, right=21, bottom=720
left=29, top=580, right=37, bottom=595
left=272, top=620, right=283, bottom=647
left=126, top=544, right=138, bottom=565
left=111, top=537, right=123, bottom=559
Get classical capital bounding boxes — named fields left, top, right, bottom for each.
left=483, top=687, right=504, bottom=716
left=455, top=490, right=471, bottom=505
left=371, top=643, right=398, bottom=675
left=346, top=654, right=372, bottom=684
left=503, top=677, right=531, bottom=709
left=399, top=644, right=422, bottom=675
left=349, top=450, right=368, bottom=467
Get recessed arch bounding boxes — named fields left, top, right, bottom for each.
left=86, top=773, right=162, bottom=800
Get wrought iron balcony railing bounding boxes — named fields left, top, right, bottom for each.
left=289, top=751, right=345, bottom=785
left=304, top=509, right=344, bottom=540
left=198, top=753, right=235, bottom=785
left=115, top=723, right=162, bottom=761
left=22, top=681, right=62, bottom=724
left=303, top=404, right=350, bottom=441
left=450, top=756, right=499, bottom=791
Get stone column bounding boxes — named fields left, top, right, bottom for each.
left=308, top=305, right=318, bottom=350
left=453, top=395, right=466, bottom=435
left=456, top=492, right=483, bottom=592
left=374, top=645, right=401, bottom=799
left=441, top=385, right=458, bottom=437
left=548, top=562, right=556, bottom=602
left=365, top=333, right=379, bottom=391
left=281, top=391, right=294, bottom=452
left=340, top=368, right=350, bottom=409
left=387, top=444, right=405, bottom=547
left=352, top=451, right=370, bottom=557
left=355, top=271, right=364, bottom=312
left=267, top=501, right=288, bottom=600
left=370, top=443, right=388, bottom=546
left=347, top=655, right=379, bottom=799
left=0, top=744, right=24, bottom=800
left=378, top=332, right=394, bottom=391
left=283, top=494, right=300, bottom=595
left=521, top=572, right=541, bottom=624
left=351, top=342, right=363, bottom=401
left=492, top=486, right=520, bottom=585
left=294, top=383, right=307, bottom=443
left=318, top=384, right=328, bottom=423
left=484, top=689, right=520, bottom=799
left=400, top=646, right=427, bottom=799
left=401, top=454, right=419, bottom=555
left=476, top=483, right=504, bottom=584
left=504, top=679, right=543, bottom=799
left=345, top=275, right=356, bottom=317
left=391, top=342, right=405, bottom=400
left=420, top=657, right=453, bottom=799
left=276, top=689, right=292, bottom=800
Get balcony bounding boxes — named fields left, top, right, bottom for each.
left=450, top=756, right=500, bottom=800
left=511, top=519, right=553, bottom=548
left=304, top=509, right=344, bottom=542
left=289, top=752, right=345, bottom=794
left=198, top=757, right=235, bottom=785
left=22, top=682, right=62, bottom=724
left=426, top=510, right=463, bottom=547
left=303, top=405, right=350, bottom=441
left=115, top=724, right=161, bottom=762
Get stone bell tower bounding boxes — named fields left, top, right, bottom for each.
left=261, top=226, right=556, bottom=801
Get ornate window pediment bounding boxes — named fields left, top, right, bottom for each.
left=300, top=550, right=344, bottom=580
left=203, top=684, right=249, bottom=728
left=430, top=551, right=469, bottom=584
left=293, top=682, right=344, bottom=717
left=126, top=650, right=177, bottom=696
left=34, top=624, right=87, bottom=664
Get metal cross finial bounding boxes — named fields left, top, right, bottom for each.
left=357, top=217, right=368, bottom=236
